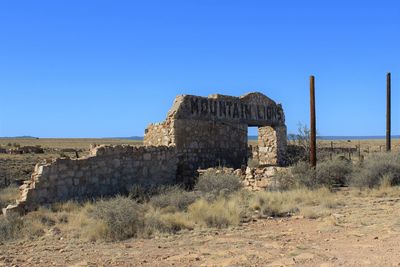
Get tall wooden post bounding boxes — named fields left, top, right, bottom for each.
left=310, top=75, right=317, bottom=167
left=386, top=72, right=391, bottom=152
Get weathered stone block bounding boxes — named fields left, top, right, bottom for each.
left=143, top=153, right=151, bottom=161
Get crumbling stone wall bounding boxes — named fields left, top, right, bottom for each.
left=4, top=92, right=288, bottom=214
left=174, top=120, right=247, bottom=185
left=145, top=92, right=287, bottom=184
left=144, top=120, right=176, bottom=146
left=4, top=145, right=177, bottom=213
left=198, top=166, right=288, bottom=191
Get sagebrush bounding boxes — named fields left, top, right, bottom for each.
left=351, top=152, right=400, bottom=188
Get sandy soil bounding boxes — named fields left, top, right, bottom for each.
left=1, top=189, right=400, bottom=267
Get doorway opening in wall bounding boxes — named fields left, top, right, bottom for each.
left=247, top=126, right=259, bottom=168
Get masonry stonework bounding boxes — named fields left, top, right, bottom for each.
left=258, top=126, right=287, bottom=166
left=4, top=92, right=287, bottom=214
left=145, top=92, right=287, bottom=184
left=4, top=145, right=177, bottom=213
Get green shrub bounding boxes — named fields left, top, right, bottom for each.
left=88, top=196, right=144, bottom=241
left=195, top=171, right=243, bottom=199
left=316, top=158, right=352, bottom=187
left=149, top=186, right=199, bottom=211
left=286, top=144, right=307, bottom=165
left=351, top=152, right=400, bottom=188
left=275, top=159, right=352, bottom=190
left=273, top=161, right=315, bottom=190
left=292, top=161, right=318, bottom=188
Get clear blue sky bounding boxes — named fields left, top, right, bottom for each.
left=1, top=0, right=399, bottom=138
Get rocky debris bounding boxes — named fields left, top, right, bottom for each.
left=198, top=166, right=289, bottom=191
left=4, top=93, right=288, bottom=214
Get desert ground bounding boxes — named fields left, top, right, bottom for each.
left=1, top=188, right=400, bottom=266
left=1, top=138, right=400, bottom=267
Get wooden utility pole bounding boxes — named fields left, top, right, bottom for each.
left=310, top=75, right=317, bottom=167
left=387, top=72, right=391, bottom=152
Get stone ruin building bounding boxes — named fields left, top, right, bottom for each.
left=3, top=92, right=287, bottom=214
left=144, top=93, right=287, bottom=185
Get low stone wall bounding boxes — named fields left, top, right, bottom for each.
left=4, top=145, right=177, bottom=214
left=198, top=166, right=288, bottom=191
left=242, top=166, right=286, bottom=191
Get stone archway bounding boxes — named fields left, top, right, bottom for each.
left=144, top=92, right=288, bottom=181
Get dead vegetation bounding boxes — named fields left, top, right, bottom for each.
left=3, top=138, right=400, bottom=248
left=0, top=185, right=19, bottom=209
left=0, top=171, right=342, bottom=243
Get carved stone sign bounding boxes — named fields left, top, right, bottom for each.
left=169, top=93, right=285, bottom=127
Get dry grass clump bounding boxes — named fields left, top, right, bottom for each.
left=0, top=185, right=19, bottom=209
left=250, top=188, right=342, bottom=219
left=300, top=207, right=331, bottom=219
left=22, top=208, right=58, bottom=238
left=149, top=186, right=199, bottom=211
left=63, top=202, right=107, bottom=241
left=188, top=196, right=243, bottom=228
left=86, top=196, right=144, bottom=241
left=351, top=182, right=400, bottom=198
left=195, top=170, right=243, bottom=200
left=52, top=200, right=81, bottom=213
left=1, top=186, right=343, bottom=242
left=0, top=170, right=350, bottom=243
left=143, top=208, right=194, bottom=237
left=128, top=184, right=151, bottom=203
left=369, top=184, right=400, bottom=198
left=0, top=208, right=60, bottom=242
left=351, top=152, right=400, bottom=188
left=0, top=213, right=24, bottom=241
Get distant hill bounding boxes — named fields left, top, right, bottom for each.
left=0, top=136, right=38, bottom=139
left=2, top=135, right=398, bottom=141
left=106, top=136, right=144, bottom=140
left=317, top=135, right=400, bottom=140
left=248, top=135, right=258, bottom=140
left=250, top=135, right=400, bottom=141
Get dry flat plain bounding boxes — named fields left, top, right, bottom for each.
left=1, top=138, right=400, bottom=266
left=1, top=188, right=400, bottom=266
left=0, top=138, right=142, bottom=187
left=1, top=138, right=396, bottom=188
